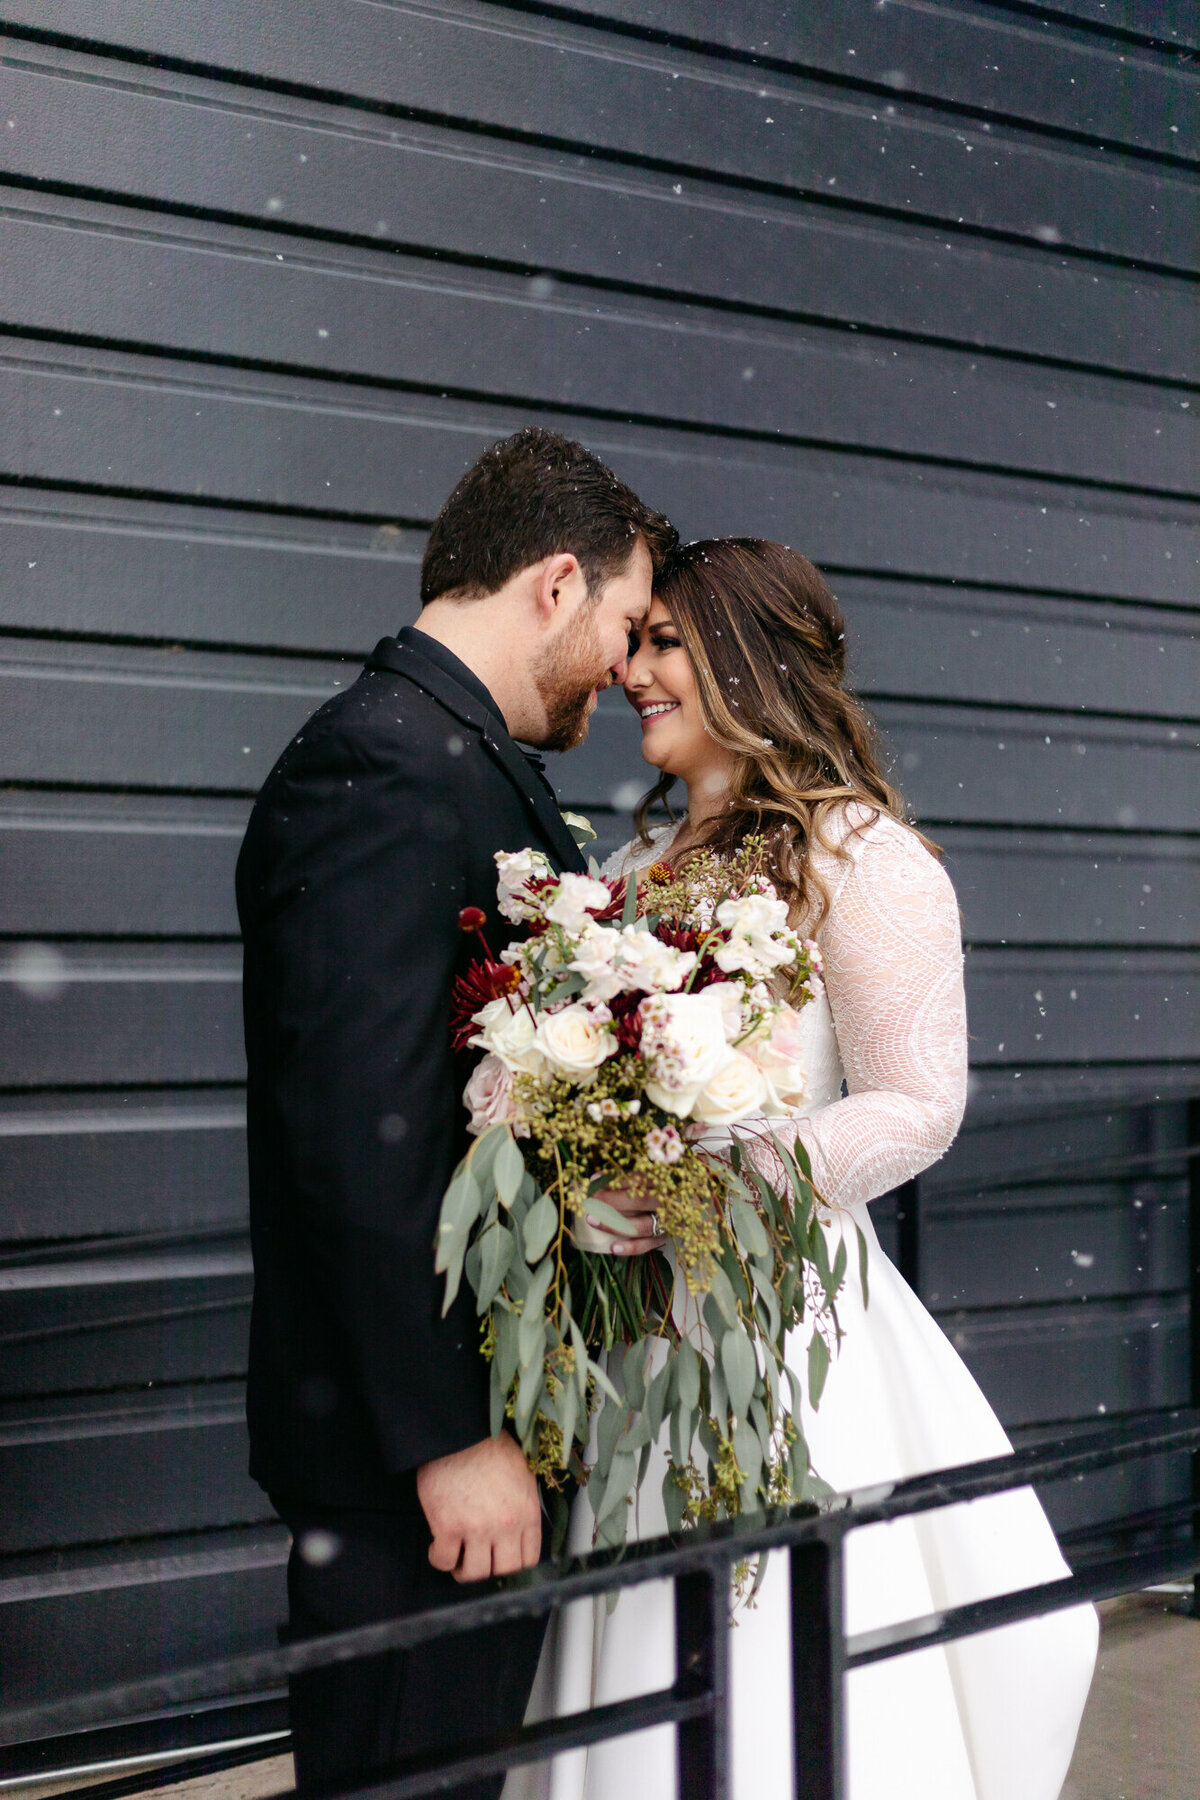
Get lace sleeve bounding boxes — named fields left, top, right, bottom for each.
left=776, top=814, right=968, bottom=1210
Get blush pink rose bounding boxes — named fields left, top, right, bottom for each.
left=463, top=1052, right=516, bottom=1136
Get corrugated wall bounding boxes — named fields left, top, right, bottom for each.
left=0, top=0, right=1196, bottom=1754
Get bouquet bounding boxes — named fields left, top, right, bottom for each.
left=435, top=834, right=867, bottom=1556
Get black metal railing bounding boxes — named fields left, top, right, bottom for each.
left=5, top=1410, right=1199, bottom=1800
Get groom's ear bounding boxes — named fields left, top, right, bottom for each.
left=534, top=552, right=586, bottom=624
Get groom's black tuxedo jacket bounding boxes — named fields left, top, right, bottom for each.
left=237, top=629, right=586, bottom=1505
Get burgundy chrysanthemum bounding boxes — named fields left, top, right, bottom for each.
left=450, top=959, right=521, bottom=1052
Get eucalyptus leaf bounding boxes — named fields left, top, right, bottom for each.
left=808, top=1330, right=831, bottom=1411
left=559, top=1379, right=579, bottom=1464
left=518, top=1256, right=553, bottom=1369
left=708, top=1264, right=740, bottom=1328
left=584, top=1197, right=638, bottom=1238
left=588, top=1356, right=623, bottom=1406
left=733, top=1420, right=763, bottom=1504
left=662, top=1468, right=687, bottom=1534
left=646, top=1359, right=673, bottom=1438
left=749, top=1395, right=773, bottom=1462
left=622, top=1340, right=648, bottom=1410
left=730, top=1195, right=769, bottom=1258
left=596, top=1388, right=625, bottom=1469
left=477, top=1223, right=515, bottom=1313
left=750, top=1263, right=782, bottom=1341
left=467, top=1124, right=507, bottom=1194
left=515, top=1356, right=544, bottom=1439
left=831, top=1236, right=848, bottom=1296
left=677, top=1338, right=701, bottom=1416
left=464, top=1236, right=483, bottom=1291
left=523, top=1192, right=559, bottom=1264
left=495, top=1307, right=520, bottom=1393
left=489, top=1364, right=507, bottom=1439
left=856, top=1219, right=871, bottom=1308
left=709, top=1357, right=729, bottom=1426
left=596, top=1448, right=637, bottom=1524
left=621, top=869, right=638, bottom=928
left=721, top=1327, right=757, bottom=1422
left=494, top=1133, right=526, bottom=1209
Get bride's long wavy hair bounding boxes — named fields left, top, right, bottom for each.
left=633, top=538, right=938, bottom=925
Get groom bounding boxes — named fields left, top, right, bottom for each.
left=237, top=427, right=676, bottom=1798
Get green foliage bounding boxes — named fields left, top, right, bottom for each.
left=437, top=1098, right=866, bottom=1554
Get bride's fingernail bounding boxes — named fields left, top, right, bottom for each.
left=585, top=1215, right=600, bottom=1228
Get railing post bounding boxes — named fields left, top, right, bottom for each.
left=675, top=1563, right=730, bottom=1800
left=790, top=1533, right=846, bottom=1800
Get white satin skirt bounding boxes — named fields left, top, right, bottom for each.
left=505, top=1203, right=1098, bottom=1800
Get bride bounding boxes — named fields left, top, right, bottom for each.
left=508, top=538, right=1098, bottom=1800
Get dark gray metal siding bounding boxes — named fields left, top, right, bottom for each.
left=0, top=0, right=1194, bottom=1740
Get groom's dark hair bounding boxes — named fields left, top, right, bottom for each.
left=420, top=427, right=677, bottom=605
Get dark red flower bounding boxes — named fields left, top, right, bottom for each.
left=592, top=877, right=631, bottom=924
left=458, top=905, right=487, bottom=933
left=450, top=959, right=521, bottom=1052
left=608, top=990, right=645, bottom=1052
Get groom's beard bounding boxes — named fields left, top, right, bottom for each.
left=533, top=603, right=608, bottom=752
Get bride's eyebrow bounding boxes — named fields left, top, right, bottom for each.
left=649, top=616, right=678, bottom=635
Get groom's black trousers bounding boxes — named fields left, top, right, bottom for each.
left=274, top=1490, right=550, bottom=1800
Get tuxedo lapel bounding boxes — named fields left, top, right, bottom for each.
left=365, top=636, right=587, bottom=874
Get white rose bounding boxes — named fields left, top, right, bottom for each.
left=471, top=997, right=545, bottom=1075
left=495, top=848, right=552, bottom=922
left=640, top=989, right=732, bottom=1116
left=692, top=1050, right=769, bottom=1125
left=567, top=924, right=625, bottom=1003
left=743, top=1005, right=810, bottom=1110
left=463, top=1053, right=516, bottom=1135
left=534, top=1002, right=617, bottom=1079
left=614, top=924, right=697, bottom=994
left=544, top=872, right=613, bottom=934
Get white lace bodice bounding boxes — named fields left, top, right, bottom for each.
left=600, top=805, right=968, bottom=1210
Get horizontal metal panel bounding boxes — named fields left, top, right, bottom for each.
left=941, top=829, right=1200, bottom=946
left=0, top=1383, right=268, bottom=1552
left=525, top=0, right=1200, bottom=156
left=921, top=1188, right=1188, bottom=1308
left=6, top=795, right=1195, bottom=951
left=1, top=173, right=1192, bottom=390
left=0, top=946, right=245, bottom=1087
left=0, top=488, right=415, bottom=654
left=0, top=792, right=250, bottom=936
left=1030, top=0, right=1200, bottom=52
left=0, top=940, right=1191, bottom=1090
left=0, top=1545, right=285, bottom=1712
left=965, top=947, right=1199, bottom=1065
left=1, top=37, right=1194, bottom=272
left=930, top=1093, right=1189, bottom=1195
left=872, top=704, right=1200, bottom=832
left=943, top=1293, right=1190, bottom=1426
left=6, top=308, right=1195, bottom=508
left=4, top=373, right=1196, bottom=624
left=841, top=580, right=1200, bottom=719
left=0, top=1274, right=251, bottom=1398
left=0, top=1090, right=246, bottom=1240
left=0, top=640, right=343, bottom=791
left=565, top=698, right=1200, bottom=831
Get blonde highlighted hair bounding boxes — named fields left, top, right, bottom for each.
left=635, top=538, right=938, bottom=924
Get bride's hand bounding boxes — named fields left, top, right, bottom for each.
left=572, top=1182, right=668, bottom=1257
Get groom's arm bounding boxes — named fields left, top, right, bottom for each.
left=252, top=736, right=497, bottom=1472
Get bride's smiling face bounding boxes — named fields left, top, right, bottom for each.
left=625, top=598, right=735, bottom=796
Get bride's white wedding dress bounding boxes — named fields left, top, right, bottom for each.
left=506, top=806, right=1097, bottom=1800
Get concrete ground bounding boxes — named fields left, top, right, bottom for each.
left=15, top=1589, right=1200, bottom=1800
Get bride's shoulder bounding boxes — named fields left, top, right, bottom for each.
left=810, top=801, right=950, bottom=893
left=598, top=824, right=674, bottom=882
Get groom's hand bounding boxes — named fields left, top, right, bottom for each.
left=417, top=1430, right=542, bottom=1583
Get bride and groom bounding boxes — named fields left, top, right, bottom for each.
left=237, top=428, right=1097, bottom=1800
